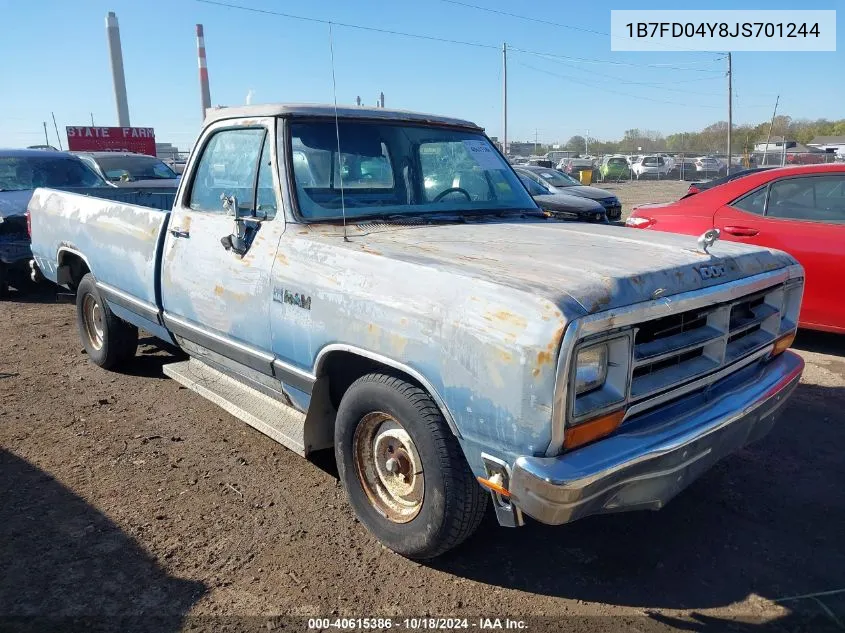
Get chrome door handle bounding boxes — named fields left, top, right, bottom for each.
left=169, top=228, right=190, bottom=238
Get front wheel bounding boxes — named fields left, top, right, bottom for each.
left=76, top=273, right=139, bottom=369
left=335, top=373, right=487, bottom=559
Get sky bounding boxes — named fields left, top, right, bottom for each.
left=0, top=0, right=842, bottom=150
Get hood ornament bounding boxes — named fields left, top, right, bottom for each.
left=698, top=228, right=720, bottom=254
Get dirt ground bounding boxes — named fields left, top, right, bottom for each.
left=2, top=181, right=844, bottom=632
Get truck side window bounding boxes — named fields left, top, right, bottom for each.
left=190, top=128, right=266, bottom=214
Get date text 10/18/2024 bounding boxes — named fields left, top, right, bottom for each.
left=307, top=618, right=528, bottom=630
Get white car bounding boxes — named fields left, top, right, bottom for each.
left=631, top=155, right=671, bottom=179
left=693, top=156, right=724, bottom=174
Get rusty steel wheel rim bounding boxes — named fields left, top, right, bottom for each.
left=353, top=412, right=424, bottom=523
left=82, top=293, right=105, bottom=351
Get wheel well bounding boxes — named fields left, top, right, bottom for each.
left=57, top=251, right=90, bottom=288
left=320, top=351, right=384, bottom=410
left=304, top=350, right=456, bottom=453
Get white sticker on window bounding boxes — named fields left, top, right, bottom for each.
left=463, top=140, right=504, bottom=170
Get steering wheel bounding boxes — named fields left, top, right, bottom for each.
left=433, top=187, right=472, bottom=202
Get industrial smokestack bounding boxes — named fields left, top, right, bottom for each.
left=196, top=24, right=212, bottom=119
left=105, top=12, right=130, bottom=127
left=379, top=92, right=385, bottom=108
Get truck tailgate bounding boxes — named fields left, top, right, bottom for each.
left=28, top=187, right=171, bottom=309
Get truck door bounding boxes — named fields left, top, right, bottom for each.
left=161, top=117, right=285, bottom=375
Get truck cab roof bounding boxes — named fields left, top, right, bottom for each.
left=203, top=103, right=482, bottom=131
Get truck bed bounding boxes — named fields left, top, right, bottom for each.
left=28, top=187, right=174, bottom=311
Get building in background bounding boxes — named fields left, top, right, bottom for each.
left=808, top=136, right=845, bottom=158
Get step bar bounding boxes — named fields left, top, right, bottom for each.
left=163, top=358, right=308, bottom=456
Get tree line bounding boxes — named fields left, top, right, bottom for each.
left=549, top=116, right=845, bottom=156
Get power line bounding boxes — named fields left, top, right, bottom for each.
left=519, top=54, right=727, bottom=96
left=516, top=60, right=724, bottom=109
left=195, top=0, right=724, bottom=73
left=196, top=0, right=498, bottom=50
left=437, top=0, right=729, bottom=56
left=513, top=48, right=725, bottom=72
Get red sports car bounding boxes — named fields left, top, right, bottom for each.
left=626, top=164, right=845, bottom=333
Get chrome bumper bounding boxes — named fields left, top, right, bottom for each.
left=509, top=351, right=804, bottom=525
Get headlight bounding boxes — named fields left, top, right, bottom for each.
left=569, top=333, right=632, bottom=423
left=574, top=343, right=608, bottom=395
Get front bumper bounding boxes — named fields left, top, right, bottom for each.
left=509, top=351, right=803, bottom=525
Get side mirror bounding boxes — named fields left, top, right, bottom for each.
left=220, top=193, right=244, bottom=218
left=220, top=193, right=248, bottom=256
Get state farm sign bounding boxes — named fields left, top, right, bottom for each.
left=66, top=126, right=157, bottom=156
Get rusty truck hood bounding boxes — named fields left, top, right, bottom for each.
left=330, top=219, right=796, bottom=316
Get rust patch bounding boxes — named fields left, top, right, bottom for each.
left=536, top=350, right=553, bottom=366
left=496, top=349, right=513, bottom=363
left=389, top=333, right=408, bottom=356
left=276, top=252, right=288, bottom=265
left=488, top=311, right=528, bottom=329
left=214, top=285, right=224, bottom=297
left=532, top=368, right=541, bottom=377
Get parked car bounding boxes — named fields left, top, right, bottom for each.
left=694, top=156, right=726, bottom=176
left=0, top=149, right=109, bottom=296
left=527, top=158, right=554, bottom=168
left=685, top=167, right=775, bottom=197
left=631, top=155, right=671, bottom=179
left=516, top=166, right=621, bottom=220
left=516, top=171, right=607, bottom=222
left=558, top=157, right=594, bottom=175
left=165, top=158, right=188, bottom=175
left=74, top=151, right=181, bottom=188
left=627, top=164, right=844, bottom=332
left=657, top=153, right=676, bottom=172
left=600, top=155, right=631, bottom=181
left=667, top=157, right=699, bottom=180
left=30, top=103, right=804, bottom=558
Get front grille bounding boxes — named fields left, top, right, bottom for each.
left=630, top=285, right=785, bottom=401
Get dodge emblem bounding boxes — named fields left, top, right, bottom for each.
left=698, top=263, right=727, bottom=280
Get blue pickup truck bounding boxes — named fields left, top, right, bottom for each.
left=29, top=104, right=805, bottom=558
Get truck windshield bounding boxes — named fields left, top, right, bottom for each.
left=289, top=121, right=537, bottom=220
left=0, top=156, right=105, bottom=191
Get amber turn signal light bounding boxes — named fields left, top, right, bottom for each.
left=477, top=474, right=511, bottom=498
left=772, top=331, right=796, bottom=357
left=565, top=409, right=626, bottom=450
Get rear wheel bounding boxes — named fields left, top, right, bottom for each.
left=76, top=273, right=138, bottom=369
left=335, top=372, right=487, bottom=559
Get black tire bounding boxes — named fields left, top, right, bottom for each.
left=76, top=273, right=138, bottom=369
left=335, top=372, right=487, bottom=559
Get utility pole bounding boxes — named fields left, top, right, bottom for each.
left=51, top=112, right=63, bottom=151
left=726, top=52, right=732, bottom=173
left=502, top=42, right=508, bottom=156
left=763, top=95, right=780, bottom=166
left=43, top=122, right=49, bottom=146
left=91, top=113, right=95, bottom=126
left=585, top=129, right=589, bottom=156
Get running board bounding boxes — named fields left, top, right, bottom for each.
left=163, top=358, right=307, bottom=456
